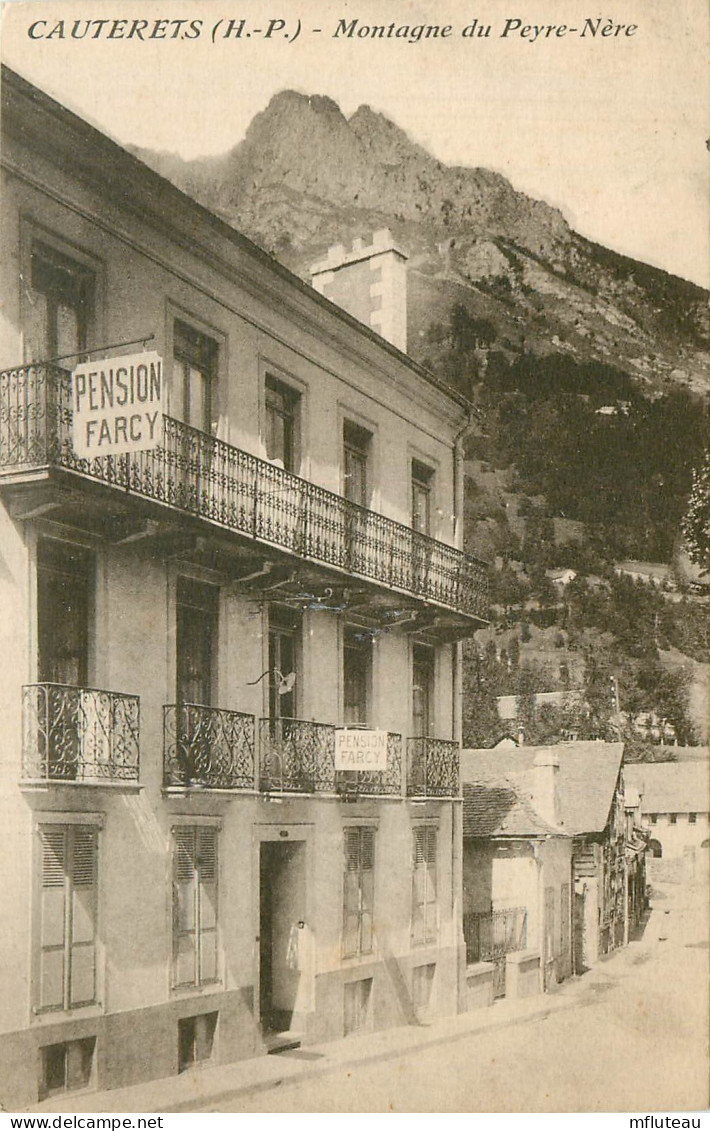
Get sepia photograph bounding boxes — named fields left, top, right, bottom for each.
left=0, top=0, right=708, bottom=1116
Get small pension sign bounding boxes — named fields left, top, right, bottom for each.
left=335, top=729, right=388, bottom=772
left=72, top=352, right=163, bottom=458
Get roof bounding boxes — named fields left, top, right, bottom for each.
left=462, top=781, right=562, bottom=838
left=461, top=742, right=625, bottom=836
left=624, top=762, right=710, bottom=815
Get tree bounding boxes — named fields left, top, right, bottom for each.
left=682, top=449, right=710, bottom=573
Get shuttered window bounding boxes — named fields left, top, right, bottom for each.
left=38, top=825, right=98, bottom=1012
left=342, top=827, right=375, bottom=958
left=173, top=826, right=218, bottom=987
left=411, top=827, right=438, bottom=946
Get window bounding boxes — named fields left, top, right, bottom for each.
left=178, top=1013, right=218, bottom=1072
left=343, top=421, right=371, bottom=507
left=343, top=627, right=371, bottom=727
left=412, top=643, right=435, bottom=738
left=343, top=827, right=375, bottom=958
left=268, top=604, right=299, bottom=722
left=411, top=460, right=434, bottom=536
left=343, top=978, right=372, bottom=1036
left=669, top=813, right=678, bottom=825
left=689, top=813, right=697, bottom=824
left=37, top=539, right=92, bottom=687
left=29, top=241, right=93, bottom=361
left=173, top=826, right=218, bottom=988
left=37, top=825, right=98, bottom=1013
left=265, top=376, right=299, bottom=471
left=40, top=1037, right=95, bottom=1099
left=412, top=827, right=437, bottom=946
left=172, top=320, right=217, bottom=433
left=176, top=578, right=219, bottom=707
left=650, top=814, right=658, bottom=824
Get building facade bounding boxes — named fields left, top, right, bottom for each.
left=0, top=68, right=488, bottom=1106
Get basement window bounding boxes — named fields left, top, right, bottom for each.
left=40, top=1037, right=95, bottom=1099
left=344, top=978, right=372, bottom=1036
left=178, top=1012, right=218, bottom=1073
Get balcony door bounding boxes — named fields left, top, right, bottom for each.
left=267, top=605, right=298, bottom=722
left=412, top=644, right=435, bottom=738
left=37, top=539, right=91, bottom=687
left=343, top=628, right=371, bottom=727
left=26, top=241, right=93, bottom=363
left=171, top=321, right=217, bottom=434
left=176, top=578, right=218, bottom=707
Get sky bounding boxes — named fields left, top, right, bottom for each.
left=2, top=0, right=709, bottom=286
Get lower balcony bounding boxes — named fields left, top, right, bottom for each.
left=22, top=683, right=140, bottom=783
left=259, top=718, right=403, bottom=796
left=406, top=737, right=460, bottom=798
left=163, top=704, right=255, bottom=789
left=463, top=906, right=528, bottom=965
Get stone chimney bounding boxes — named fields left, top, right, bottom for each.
left=532, top=747, right=561, bottom=828
left=309, top=228, right=408, bottom=352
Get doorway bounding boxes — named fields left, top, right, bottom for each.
left=259, top=840, right=308, bottom=1035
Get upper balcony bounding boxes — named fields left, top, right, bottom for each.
left=0, top=363, right=488, bottom=635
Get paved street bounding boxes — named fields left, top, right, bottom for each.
left=209, top=878, right=709, bottom=1113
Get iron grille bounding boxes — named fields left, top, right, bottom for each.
left=22, top=683, right=140, bottom=782
left=258, top=717, right=336, bottom=793
left=163, top=704, right=255, bottom=789
left=463, top=906, right=528, bottom=965
left=406, top=737, right=460, bottom=798
left=0, top=364, right=488, bottom=622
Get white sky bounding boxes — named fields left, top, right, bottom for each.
left=2, top=0, right=709, bottom=286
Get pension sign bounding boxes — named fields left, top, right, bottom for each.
left=335, top=729, right=388, bottom=772
left=72, top=352, right=163, bottom=458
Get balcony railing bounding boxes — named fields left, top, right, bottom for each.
left=22, top=683, right=140, bottom=782
left=163, top=704, right=255, bottom=789
left=407, top=737, right=460, bottom=798
left=463, top=907, right=528, bottom=966
left=0, top=363, right=488, bottom=622
left=258, top=718, right=403, bottom=796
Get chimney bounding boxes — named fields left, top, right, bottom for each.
left=309, top=228, right=408, bottom=352
left=532, top=747, right=561, bottom=828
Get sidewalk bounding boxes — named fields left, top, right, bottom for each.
left=26, top=932, right=655, bottom=1116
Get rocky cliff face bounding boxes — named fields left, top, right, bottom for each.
left=134, top=90, right=709, bottom=397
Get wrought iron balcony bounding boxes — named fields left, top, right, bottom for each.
left=463, top=907, right=528, bottom=966
left=259, top=718, right=403, bottom=796
left=0, top=363, right=488, bottom=623
left=163, top=703, right=256, bottom=789
left=406, top=737, right=460, bottom=798
left=22, top=683, right=140, bottom=782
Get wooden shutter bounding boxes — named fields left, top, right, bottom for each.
left=173, top=828, right=197, bottom=986
left=412, top=828, right=437, bottom=945
left=39, top=827, right=68, bottom=1010
left=69, top=827, right=97, bottom=1006
left=424, top=828, right=437, bottom=943
left=359, top=829, right=375, bottom=955
left=197, top=827, right=218, bottom=984
left=343, top=828, right=361, bottom=958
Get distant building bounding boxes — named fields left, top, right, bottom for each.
left=625, top=763, right=710, bottom=877
left=614, top=561, right=674, bottom=588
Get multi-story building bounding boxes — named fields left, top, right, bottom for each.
left=0, top=67, right=488, bottom=1106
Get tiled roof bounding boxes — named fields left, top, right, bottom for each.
left=625, top=762, right=710, bottom=815
left=462, top=780, right=562, bottom=838
left=461, top=742, right=624, bottom=836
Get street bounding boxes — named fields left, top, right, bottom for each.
left=210, top=877, right=709, bottom=1113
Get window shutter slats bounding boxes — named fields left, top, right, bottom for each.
left=72, top=828, right=96, bottom=887
left=197, top=827, right=217, bottom=885
left=174, top=828, right=196, bottom=882
left=360, top=828, right=375, bottom=872
left=344, top=828, right=360, bottom=872
left=41, top=828, right=67, bottom=888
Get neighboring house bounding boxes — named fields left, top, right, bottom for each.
left=461, top=751, right=574, bottom=1007
left=0, top=68, right=489, bottom=1107
left=625, top=763, right=710, bottom=878
left=623, top=784, right=650, bottom=934
left=462, top=742, right=627, bottom=977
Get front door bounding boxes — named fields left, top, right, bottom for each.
left=259, top=841, right=308, bottom=1034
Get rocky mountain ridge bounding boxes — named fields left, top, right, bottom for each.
left=133, top=89, right=709, bottom=400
